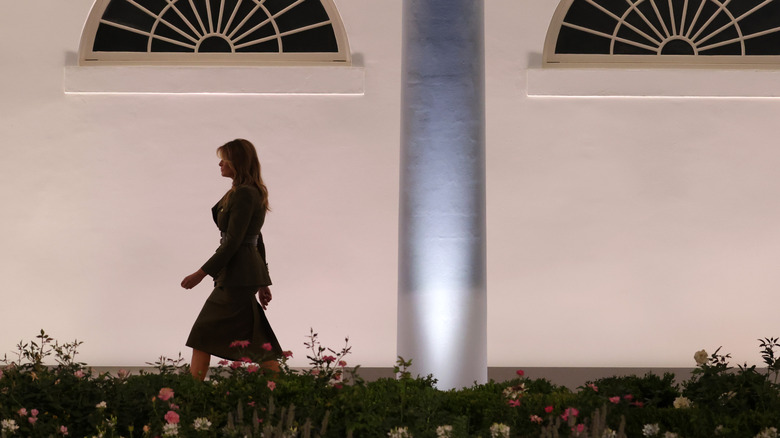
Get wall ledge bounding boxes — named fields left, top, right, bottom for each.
left=63, top=65, right=365, bottom=95
left=527, top=68, right=780, bottom=98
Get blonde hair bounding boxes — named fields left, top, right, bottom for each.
left=217, top=139, right=270, bottom=212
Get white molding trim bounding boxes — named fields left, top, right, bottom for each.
left=63, top=65, right=364, bottom=95
left=526, top=68, right=780, bottom=98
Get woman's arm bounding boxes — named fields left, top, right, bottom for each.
left=200, top=187, right=256, bottom=278
left=181, top=268, right=207, bottom=289
left=257, top=286, right=272, bottom=309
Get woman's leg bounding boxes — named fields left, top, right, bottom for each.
left=191, top=349, right=211, bottom=380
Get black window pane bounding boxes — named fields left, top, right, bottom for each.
left=616, top=24, right=659, bottom=50
left=632, top=2, right=666, bottom=39
left=739, top=1, right=780, bottom=35
left=160, top=9, right=200, bottom=40
left=624, top=12, right=662, bottom=43
left=236, top=39, right=280, bottom=53
left=133, top=0, right=167, bottom=16
left=699, top=42, right=742, bottom=56
left=151, top=38, right=194, bottom=52
left=745, top=32, right=780, bottom=55
left=563, top=0, right=617, bottom=35
left=262, top=0, right=298, bottom=16
left=93, top=24, right=149, bottom=51
left=274, top=0, right=331, bottom=33
left=281, top=24, right=337, bottom=52
left=613, top=40, right=656, bottom=55
left=232, top=8, right=272, bottom=41
left=233, top=23, right=277, bottom=46
left=218, top=0, right=241, bottom=33
left=727, top=0, right=771, bottom=18
left=556, top=26, right=611, bottom=54
left=197, top=35, right=233, bottom=52
left=103, top=0, right=156, bottom=30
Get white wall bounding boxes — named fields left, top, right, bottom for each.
left=0, top=0, right=777, bottom=371
left=487, top=1, right=780, bottom=368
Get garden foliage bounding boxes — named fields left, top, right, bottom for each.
left=1, top=330, right=779, bottom=438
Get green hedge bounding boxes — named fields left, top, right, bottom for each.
left=1, top=331, right=779, bottom=438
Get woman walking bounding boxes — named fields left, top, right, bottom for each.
left=181, top=139, right=282, bottom=380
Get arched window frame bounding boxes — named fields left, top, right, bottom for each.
left=543, top=0, right=780, bottom=68
left=78, top=0, right=351, bottom=66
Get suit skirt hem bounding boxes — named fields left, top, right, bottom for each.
left=186, top=285, right=283, bottom=361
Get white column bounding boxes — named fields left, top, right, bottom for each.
left=398, top=0, right=486, bottom=390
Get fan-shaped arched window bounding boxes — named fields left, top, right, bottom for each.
left=544, top=0, right=780, bottom=66
left=79, top=0, right=350, bottom=65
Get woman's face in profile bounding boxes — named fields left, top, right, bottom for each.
left=219, top=159, right=235, bottom=179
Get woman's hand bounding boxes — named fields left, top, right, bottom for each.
left=181, top=269, right=207, bottom=289
left=257, top=286, right=272, bottom=310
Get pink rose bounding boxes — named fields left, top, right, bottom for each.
left=240, top=357, right=253, bottom=363
left=30, top=409, right=39, bottom=417
left=74, top=370, right=84, bottom=378
left=230, top=340, right=250, bottom=348
left=561, top=408, right=579, bottom=421
left=587, top=384, right=598, bottom=392
left=247, top=364, right=260, bottom=373
left=262, top=343, right=273, bottom=351
left=218, top=360, right=229, bottom=366
left=530, top=415, right=543, bottom=424
left=339, top=360, right=347, bottom=367
left=247, top=401, right=256, bottom=407
left=164, top=410, right=180, bottom=424
left=283, top=351, right=293, bottom=358
left=311, top=369, right=320, bottom=376
left=60, top=425, right=68, bottom=435
left=323, top=355, right=336, bottom=363
left=267, top=381, right=276, bottom=391
left=507, top=399, right=521, bottom=407
left=516, top=369, right=524, bottom=377
left=158, top=388, right=174, bottom=401
left=18, top=408, right=27, bottom=416
left=609, top=396, right=620, bottom=404
left=572, top=424, right=585, bottom=434
left=170, top=404, right=179, bottom=411
left=623, top=394, right=633, bottom=401
left=544, top=406, right=554, bottom=414
left=28, top=417, right=37, bottom=425
left=632, top=401, right=645, bottom=408
left=230, top=361, right=242, bottom=370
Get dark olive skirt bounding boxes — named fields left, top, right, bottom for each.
left=186, top=285, right=283, bottom=361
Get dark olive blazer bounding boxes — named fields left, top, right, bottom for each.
left=201, top=185, right=272, bottom=287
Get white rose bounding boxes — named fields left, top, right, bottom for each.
left=643, top=423, right=660, bottom=437
left=673, top=396, right=692, bottom=409
left=694, top=349, right=708, bottom=366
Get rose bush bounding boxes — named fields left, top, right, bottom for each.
left=1, top=331, right=779, bottom=437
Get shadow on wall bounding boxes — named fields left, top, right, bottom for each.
left=65, top=51, right=78, bottom=66
left=527, top=52, right=543, bottom=69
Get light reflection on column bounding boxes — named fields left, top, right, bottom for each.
left=398, top=0, right=486, bottom=390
